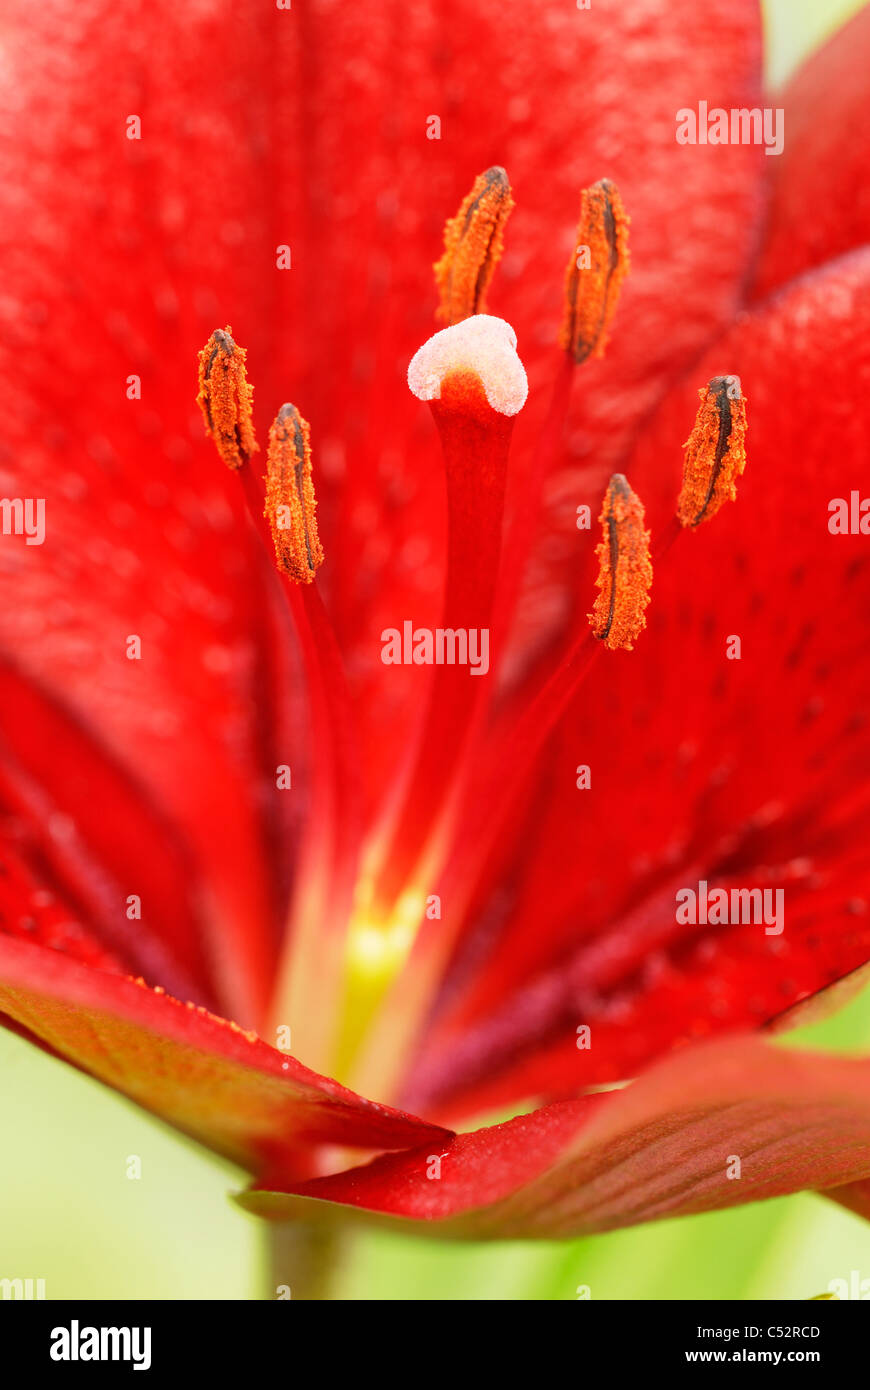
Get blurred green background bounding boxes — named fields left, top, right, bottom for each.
left=2, top=0, right=869, bottom=1300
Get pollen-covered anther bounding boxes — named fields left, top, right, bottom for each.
left=588, top=473, right=653, bottom=651
left=196, top=326, right=258, bottom=470
left=678, top=375, right=747, bottom=527
left=434, top=166, right=514, bottom=326
left=264, top=404, right=324, bottom=583
left=560, top=178, right=630, bottom=363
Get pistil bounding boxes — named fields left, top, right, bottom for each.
left=367, top=317, right=527, bottom=919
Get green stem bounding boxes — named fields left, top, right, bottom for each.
left=266, top=1223, right=344, bottom=1301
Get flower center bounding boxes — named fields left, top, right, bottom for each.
left=194, top=167, right=745, bottom=1099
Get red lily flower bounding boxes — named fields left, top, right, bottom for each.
left=3, top=0, right=870, bottom=1284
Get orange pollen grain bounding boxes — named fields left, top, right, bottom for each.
left=196, top=326, right=258, bottom=470
left=434, top=166, right=514, bottom=325
left=678, top=375, right=747, bottom=527
left=264, top=404, right=324, bottom=583
left=560, top=178, right=630, bottom=363
left=588, top=473, right=652, bottom=651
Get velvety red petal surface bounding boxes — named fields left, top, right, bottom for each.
left=0, top=933, right=450, bottom=1170
left=406, top=248, right=870, bottom=1120
left=750, top=4, right=870, bottom=300
left=0, top=0, right=319, bottom=1029
left=239, top=1037, right=870, bottom=1237
left=0, top=658, right=216, bottom=1006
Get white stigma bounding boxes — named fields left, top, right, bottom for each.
left=407, top=314, right=528, bottom=417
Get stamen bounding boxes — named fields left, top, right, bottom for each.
left=196, top=326, right=258, bottom=469
left=193, top=335, right=357, bottom=1071
left=357, top=476, right=649, bottom=1090
left=264, top=404, right=324, bottom=583
left=678, top=375, right=747, bottom=527
left=560, top=178, right=630, bottom=363
left=588, top=473, right=653, bottom=651
left=434, top=166, right=514, bottom=326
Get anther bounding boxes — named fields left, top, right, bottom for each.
left=560, top=178, right=630, bottom=363
left=264, top=404, right=324, bottom=583
left=196, top=326, right=258, bottom=470
left=678, top=375, right=747, bottom=527
left=588, top=473, right=652, bottom=651
left=434, top=166, right=514, bottom=326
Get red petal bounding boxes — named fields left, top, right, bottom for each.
left=0, top=933, right=450, bottom=1169
left=0, top=0, right=765, bottom=824
left=826, top=1178, right=870, bottom=1223
left=751, top=5, right=870, bottom=300
left=239, top=1036, right=870, bottom=1236
left=0, top=3, right=325, bottom=1025
left=0, top=833, right=125, bottom=973
left=407, top=248, right=870, bottom=1117
left=0, top=659, right=217, bottom=1005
